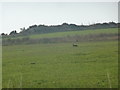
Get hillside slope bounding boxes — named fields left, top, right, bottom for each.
left=2, top=28, right=118, bottom=45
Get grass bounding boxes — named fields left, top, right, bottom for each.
left=2, top=40, right=118, bottom=88
left=2, top=28, right=118, bottom=88
left=29, top=28, right=118, bottom=39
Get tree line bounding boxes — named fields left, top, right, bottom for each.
left=1, top=22, right=119, bottom=37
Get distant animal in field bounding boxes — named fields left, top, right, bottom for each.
left=73, top=43, right=78, bottom=47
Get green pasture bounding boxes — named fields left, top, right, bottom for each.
left=2, top=41, right=118, bottom=88
left=29, top=28, right=118, bottom=39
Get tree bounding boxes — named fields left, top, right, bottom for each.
left=9, top=30, right=17, bottom=35
left=29, top=25, right=37, bottom=28
left=1, top=33, right=5, bottom=36
left=20, top=27, right=26, bottom=32
left=62, top=23, right=69, bottom=26
left=1, top=33, right=7, bottom=36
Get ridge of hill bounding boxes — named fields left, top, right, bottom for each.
left=1, top=22, right=118, bottom=37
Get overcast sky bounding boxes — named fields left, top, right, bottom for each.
left=0, top=2, right=118, bottom=34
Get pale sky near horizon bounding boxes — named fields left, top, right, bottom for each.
left=0, top=2, right=118, bottom=34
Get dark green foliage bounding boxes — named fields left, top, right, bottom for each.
left=9, top=30, right=17, bottom=35
left=13, top=22, right=118, bottom=36
left=1, top=33, right=6, bottom=36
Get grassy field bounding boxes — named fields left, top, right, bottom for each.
left=2, top=28, right=118, bottom=88
left=29, top=28, right=118, bottom=39
left=2, top=41, right=118, bottom=88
